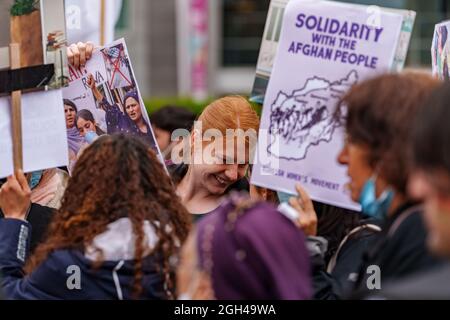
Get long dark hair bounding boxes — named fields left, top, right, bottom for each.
left=76, top=109, right=106, bottom=136
left=26, top=134, right=192, bottom=298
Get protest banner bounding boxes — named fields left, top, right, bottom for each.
left=251, top=0, right=404, bottom=210
left=432, top=20, right=450, bottom=80
left=0, top=0, right=69, bottom=179
left=250, top=0, right=415, bottom=104
left=63, top=38, right=161, bottom=173
left=0, top=90, right=68, bottom=178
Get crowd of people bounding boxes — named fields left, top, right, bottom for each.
left=1, top=41, right=450, bottom=300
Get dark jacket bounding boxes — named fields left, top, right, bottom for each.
left=375, top=262, right=450, bottom=300
left=351, top=203, right=444, bottom=298
left=0, top=203, right=53, bottom=252
left=0, top=218, right=167, bottom=300
left=313, top=219, right=382, bottom=300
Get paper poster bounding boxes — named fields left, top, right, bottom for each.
left=101, top=43, right=133, bottom=89
left=63, top=38, right=161, bottom=172
left=432, top=21, right=450, bottom=80
left=0, top=90, right=68, bottom=179
left=251, top=0, right=403, bottom=210
left=250, top=0, right=415, bottom=104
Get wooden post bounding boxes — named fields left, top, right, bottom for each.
left=100, top=0, right=106, bottom=46
left=9, top=43, right=23, bottom=173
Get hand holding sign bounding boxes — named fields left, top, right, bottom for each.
left=67, top=42, right=95, bottom=68
left=0, top=170, right=31, bottom=221
left=289, top=184, right=318, bottom=236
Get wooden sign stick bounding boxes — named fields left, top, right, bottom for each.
left=9, top=43, right=23, bottom=172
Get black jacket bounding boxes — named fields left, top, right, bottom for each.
left=0, top=218, right=167, bottom=299
left=375, top=262, right=450, bottom=299
left=351, top=203, right=444, bottom=298
left=313, top=218, right=382, bottom=300
left=0, top=203, right=54, bottom=252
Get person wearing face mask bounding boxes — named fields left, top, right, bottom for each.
left=76, top=109, right=106, bottom=139
left=369, top=81, right=450, bottom=299
left=282, top=72, right=446, bottom=300
left=334, top=72, right=446, bottom=298
left=169, top=96, right=260, bottom=222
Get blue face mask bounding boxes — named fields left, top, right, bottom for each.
left=29, top=170, right=44, bottom=190
left=358, top=175, right=394, bottom=219
left=85, top=131, right=99, bottom=144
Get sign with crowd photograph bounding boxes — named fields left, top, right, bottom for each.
left=432, top=20, right=450, bottom=80
left=63, top=38, right=161, bottom=172
left=251, top=0, right=404, bottom=210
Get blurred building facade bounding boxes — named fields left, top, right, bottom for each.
left=117, top=0, right=449, bottom=98
left=1, top=0, right=449, bottom=98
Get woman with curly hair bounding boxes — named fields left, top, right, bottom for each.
left=0, top=134, right=191, bottom=299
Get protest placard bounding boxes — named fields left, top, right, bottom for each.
left=0, top=89, right=68, bottom=178
left=0, top=0, right=69, bottom=179
left=250, top=0, right=415, bottom=105
left=432, top=20, right=450, bottom=80
left=251, top=0, right=404, bottom=210
left=63, top=38, right=161, bottom=173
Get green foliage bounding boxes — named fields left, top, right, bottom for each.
left=144, top=96, right=212, bottom=116
left=144, top=96, right=262, bottom=117
left=10, top=0, right=39, bottom=17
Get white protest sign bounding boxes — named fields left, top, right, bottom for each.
left=0, top=89, right=68, bottom=178
left=251, top=0, right=403, bottom=210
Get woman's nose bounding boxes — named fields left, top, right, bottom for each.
left=337, top=144, right=349, bottom=165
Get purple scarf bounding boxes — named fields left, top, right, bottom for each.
left=196, top=193, right=312, bottom=300
left=67, top=126, right=84, bottom=154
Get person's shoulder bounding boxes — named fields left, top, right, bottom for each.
left=376, top=262, right=450, bottom=299
left=31, top=248, right=89, bottom=279
left=388, top=205, right=427, bottom=239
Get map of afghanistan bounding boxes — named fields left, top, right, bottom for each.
left=268, top=70, right=358, bottom=160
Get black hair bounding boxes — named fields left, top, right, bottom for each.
left=412, top=82, right=450, bottom=174
left=63, top=99, right=78, bottom=113
left=150, top=106, right=197, bottom=133
left=76, top=109, right=105, bottom=136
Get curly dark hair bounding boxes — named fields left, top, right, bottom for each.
left=25, top=134, right=191, bottom=298
left=336, top=72, right=441, bottom=195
